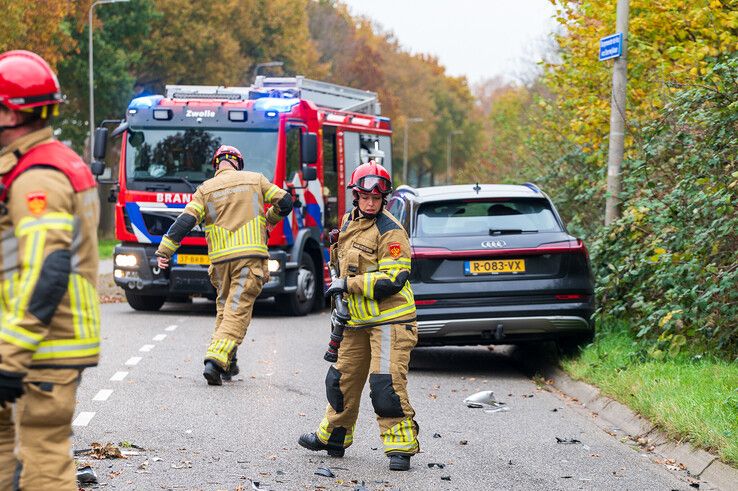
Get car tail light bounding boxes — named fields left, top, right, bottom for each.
left=415, top=299, right=438, bottom=306
left=555, top=294, right=585, bottom=300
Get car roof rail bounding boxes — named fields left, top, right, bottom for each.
left=395, top=184, right=418, bottom=196
left=522, top=182, right=541, bottom=193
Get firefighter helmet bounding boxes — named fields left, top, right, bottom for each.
left=212, top=145, right=244, bottom=170
left=348, top=161, right=392, bottom=195
left=0, top=50, right=62, bottom=117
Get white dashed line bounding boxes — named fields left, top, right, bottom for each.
left=93, top=389, right=114, bottom=402
left=73, top=412, right=96, bottom=427
left=139, top=344, right=155, bottom=352
left=125, top=356, right=142, bottom=366
left=153, top=334, right=167, bottom=342
left=165, top=325, right=178, bottom=332
left=110, top=371, right=128, bottom=382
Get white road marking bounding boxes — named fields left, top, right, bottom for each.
left=140, top=344, right=155, bottom=352
left=73, top=412, right=96, bottom=427
left=125, top=356, right=142, bottom=366
left=165, top=325, right=178, bottom=331
left=110, top=371, right=128, bottom=381
left=153, top=334, right=167, bottom=341
left=93, top=389, right=113, bottom=402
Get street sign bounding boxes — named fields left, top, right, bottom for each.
left=599, top=33, right=623, bottom=61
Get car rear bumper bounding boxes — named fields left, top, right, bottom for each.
left=415, top=303, right=593, bottom=346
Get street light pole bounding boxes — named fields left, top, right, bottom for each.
left=604, top=0, right=630, bottom=225
left=88, top=0, right=130, bottom=158
left=402, top=117, right=423, bottom=185
left=446, top=130, right=462, bottom=184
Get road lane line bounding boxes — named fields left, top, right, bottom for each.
left=165, top=325, right=178, bottom=331
left=73, top=412, right=96, bottom=427
left=153, top=334, right=167, bottom=341
left=139, top=344, right=155, bottom=352
left=93, top=389, right=113, bottom=402
left=125, top=356, right=142, bottom=366
left=110, top=371, right=128, bottom=381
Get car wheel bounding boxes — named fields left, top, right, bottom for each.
left=277, top=253, right=316, bottom=316
left=125, top=291, right=166, bottom=311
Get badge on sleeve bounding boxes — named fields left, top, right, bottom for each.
left=388, top=241, right=402, bottom=259
left=26, top=191, right=47, bottom=215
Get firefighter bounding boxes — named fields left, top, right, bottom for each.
left=298, top=161, right=419, bottom=471
left=155, top=145, right=293, bottom=386
left=0, top=50, right=101, bottom=490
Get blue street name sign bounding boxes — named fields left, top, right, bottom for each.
left=599, top=33, right=623, bottom=61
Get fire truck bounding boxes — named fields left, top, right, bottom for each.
left=103, top=76, right=393, bottom=315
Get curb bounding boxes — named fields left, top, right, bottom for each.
left=542, top=367, right=737, bottom=491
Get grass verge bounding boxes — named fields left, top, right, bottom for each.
left=562, top=323, right=738, bottom=466
left=98, top=239, right=117, bottom=260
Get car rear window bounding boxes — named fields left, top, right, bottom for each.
left=415, top=198, right=562, bottom=237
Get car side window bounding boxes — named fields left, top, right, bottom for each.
left=387, top=197, right=406, bottom=228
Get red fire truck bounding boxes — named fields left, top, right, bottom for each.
left=106, top=76, right=393, bottom=315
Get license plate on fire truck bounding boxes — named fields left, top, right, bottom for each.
left=175, top=254, right=210, bottom=265
left=464, top=259, right=525, bottom=275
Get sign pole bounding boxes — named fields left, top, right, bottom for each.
left=604, top=0, right=630, bottom=225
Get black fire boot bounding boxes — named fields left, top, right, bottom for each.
left=203, top=360, right=223, bottom=386
left=388, top=454, right=411, bottom=471
left=222, top=355, right=240, bottom=382
left=297, top=432, right=344, bottom=457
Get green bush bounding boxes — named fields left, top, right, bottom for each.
left=591, top=57, right=738, bottom=358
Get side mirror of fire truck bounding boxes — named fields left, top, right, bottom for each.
left=90, top=127, right=109, bottom=177
left=301, top=132, right=318, bottom=165
left=301, top=164, right=317, bottom=182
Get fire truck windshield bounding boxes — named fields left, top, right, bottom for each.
left=126, top=128, right=278, bottom=185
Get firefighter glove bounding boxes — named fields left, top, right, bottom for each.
left=325, top=277, right=347, bottom=297
left=0, top=371, right=24, bottom=405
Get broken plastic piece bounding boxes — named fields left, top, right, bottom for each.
left=353, top=482, right=370, bottom=491
left=464, top=390, right=509, bottom=413
left=428, top=463, right=446, bottom=469
left=315, top=466, right=335, bottom=478
left=433, top=433, right=442, bottom=438
left=76, top=466, right=98, bottom=485
left=555, top=437, right=581, bottom=444
left=441, top=475, right=451, bottom=481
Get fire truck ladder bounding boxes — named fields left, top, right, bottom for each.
left=254, top=76, right=381, bottom=115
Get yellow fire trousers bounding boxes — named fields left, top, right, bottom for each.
left=316, top=322, right=420, bottom=455
left=0, top=368, right=80, bottom=491
left=205, top=257, right=265, bottom=369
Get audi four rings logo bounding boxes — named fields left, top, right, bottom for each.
left=481, top=240, right=507, bottom=248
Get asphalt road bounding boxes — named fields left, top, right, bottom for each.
left=72, top=301, right=697, bottom=491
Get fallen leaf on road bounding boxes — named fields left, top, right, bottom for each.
left=83, top=442, right=126, bottom=460
left=315, top=467, right=335, bottom=478
left=428, top=393, right=437, bottom=400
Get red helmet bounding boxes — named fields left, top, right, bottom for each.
left=349, top=161, right=392, bottom=195
left=0, top=50, right=62, bottom=114
left=212, top=145, right=244, bottom=170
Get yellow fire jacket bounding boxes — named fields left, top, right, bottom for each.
left=155, top=167, right=291, bottom=264
left=334, top=208, right=416, bottom=327
left=0, top=128, right=100, bottom=373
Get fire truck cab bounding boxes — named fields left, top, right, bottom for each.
left=110, top=76, right=393, bottom=315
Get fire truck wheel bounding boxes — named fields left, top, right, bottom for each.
left=277, top=253, right=316, bottom=316
left=125, top=291, right=166, bottom=311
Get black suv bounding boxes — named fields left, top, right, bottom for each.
left=386, top=183, right=595, bottom=351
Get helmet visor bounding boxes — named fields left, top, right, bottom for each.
left=353, top=175, right=392, bottom=194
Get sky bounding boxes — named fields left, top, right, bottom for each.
left=341, top=0, right=559, bottom=85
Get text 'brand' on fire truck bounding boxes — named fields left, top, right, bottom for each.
left=103, top=76, right=393, bottom=315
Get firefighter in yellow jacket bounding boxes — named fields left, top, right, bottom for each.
left=298, top=161, right=419, bottom=471
left=156, top=145, right=292, bottom=385
left=0, top=51, right=101, bottom=490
